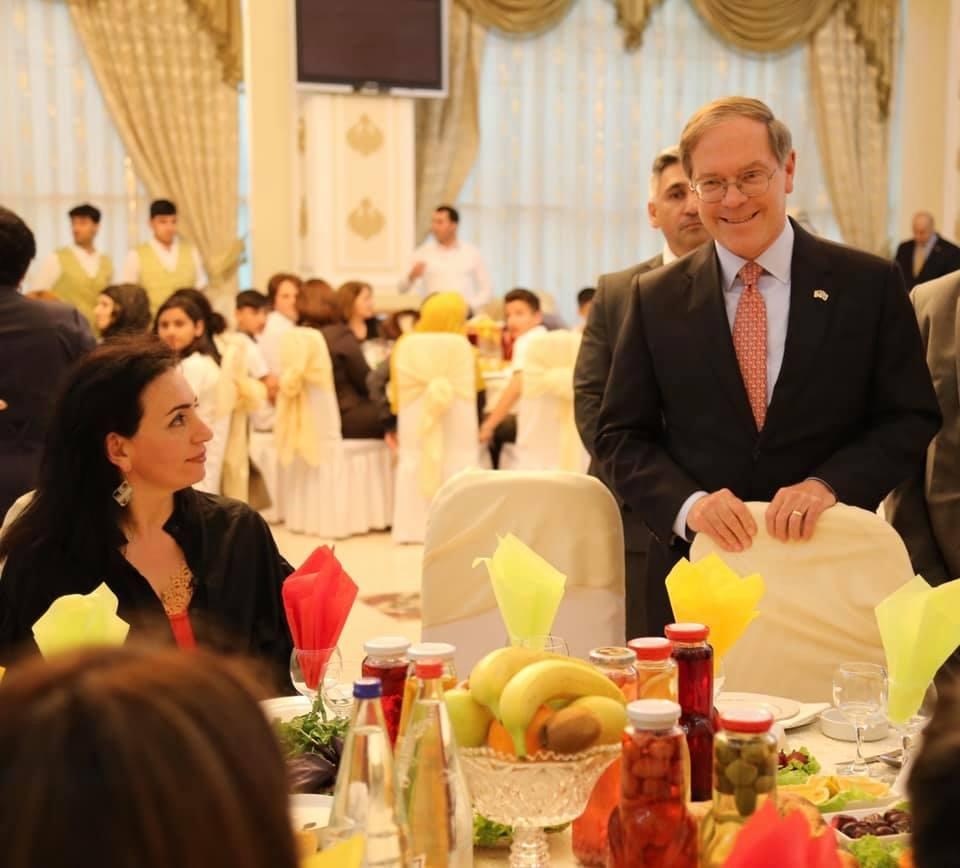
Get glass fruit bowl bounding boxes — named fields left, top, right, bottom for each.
left=460, top=744, right=620, bottom=867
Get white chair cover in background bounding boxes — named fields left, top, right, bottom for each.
left=690, top=502, right=914, bottom=702
left=274, top=327, right=393, bottom=539
left=180, top=352, right=229, bottom=496
left=516, top=330, right=588, bottom=473
left=392, top=334, right=480, bottom=544
left=421, top=469, right=626, bottom=674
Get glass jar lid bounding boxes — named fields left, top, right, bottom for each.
left=719, top=708, right=774, bottom=733
left=628, top=637, right=673, bottom=660
left=408, top=642, right=456, bottom=660
left=665, top=622, right=710, bottom=642
left=627, top=699, right=682, bottom=729
left=589, top=646, right=636, bottom=667
left=363, top=635, right=411, bottom=657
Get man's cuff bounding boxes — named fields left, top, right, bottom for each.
left=806, top=477, right=837, bottom=499
left=674, top=490, right=708, bottom=542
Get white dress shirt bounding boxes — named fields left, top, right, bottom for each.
left=121, top=237, right=208, bottom=288
left=31, top=246, right=109, bottom=289
left=237, top=332, right=269, bottom=380
left=398, top=238, right=493, bottom=308
left=509, top=324, right=547, bottom=374
left=674, top=220, right=794, bottom=539
left=259, top=310, right=294, bottom=376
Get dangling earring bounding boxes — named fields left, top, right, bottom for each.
left=112, top=479, right=133, bottom=507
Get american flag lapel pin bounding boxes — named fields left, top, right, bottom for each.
left=813, top=289, right=829, bottom=301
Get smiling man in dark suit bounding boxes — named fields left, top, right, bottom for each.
left=595, top=97, right=941, bottom=633
left=895, top=212, right=960, bottom=291
left=575, top=145, right=709, bottom=637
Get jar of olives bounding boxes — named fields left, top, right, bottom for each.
left=700, top=709, right=778, bottom=868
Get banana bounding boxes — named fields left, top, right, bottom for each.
left=468, top=647, right=545, bottom=719
left=564, top=695, right=628, bottom=746
left=498, top=659, right=626, bottom=756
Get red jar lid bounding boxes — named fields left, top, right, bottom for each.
left=665, top=622, right=710, bottom=642
left=414, top=658, right=444, bottom=679
left=719, top=709, right=774, bottom=733
left=628, top=637, right=673, bottom=660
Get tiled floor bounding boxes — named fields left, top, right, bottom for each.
left=271, top=525, right=424, bottom=676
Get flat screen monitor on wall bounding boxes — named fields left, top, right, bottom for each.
left=295, top=0, right=448, bottom=98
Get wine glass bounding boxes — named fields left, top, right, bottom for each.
left=290, top=647, right=343, bottom=709
left=832, top=662, right=888, bottom=776
left=890, top=680, right=938, bottom=766
left=513, top=635, right=569, bottom=655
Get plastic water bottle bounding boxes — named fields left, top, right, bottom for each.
left=396, top=658, right=474, bottom=867
left=324, top=678, right=408, bottom=867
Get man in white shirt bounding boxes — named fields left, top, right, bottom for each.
left=399, top=205, right=493, bottom=309
left=31, top=203, right=113, bottom=328
left=122, top=199, right=207, bottom=313
left=479, top=288, right=546, bottom=466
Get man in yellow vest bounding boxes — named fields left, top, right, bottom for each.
left=31, top=203, right=113, bottom=328
left=122, top=199, right=207, bottom=313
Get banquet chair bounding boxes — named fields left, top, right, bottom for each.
left=689, top=502, right=914, bottom=702
left=249, top=429, right=284, bottom=523
left=391, top=333, right=480, bottom=544
left=420, top=469, right=626, bottom=674
left=515, top=330, right=589, bottom=473
left=274, top=327, right=393, bottom=539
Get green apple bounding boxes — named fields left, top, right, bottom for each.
left=444, top=687, right=494, bottom=748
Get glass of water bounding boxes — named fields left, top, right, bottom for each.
left=833, top=662, right=888, bottom=776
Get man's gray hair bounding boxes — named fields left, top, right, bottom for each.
left=648, top=146, right=682, bottom=200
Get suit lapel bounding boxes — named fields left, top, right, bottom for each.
left=684, top=245, right=756, bottom=433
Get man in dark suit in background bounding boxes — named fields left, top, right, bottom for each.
left=595, top=98, right=941, bottom=634
left=895, top=211, right=960, bottom=291
left=574, top=145, right=709, bottom=638
left=0, top=206, right=94, bottom=518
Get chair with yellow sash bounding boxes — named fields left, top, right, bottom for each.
left=274, top=327, right=393, bottom=539
left=391, top=333, right=480, bottom=543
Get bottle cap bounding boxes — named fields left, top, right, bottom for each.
left=664, top=622, right=710, bottom=642
left=588, top=646, right=636, bottom=667
left=719, top=708, right=774, bottom=733
left=363, top=635, right=411, bottom=657
left=628, top=637, right=673, bottom=661
left=627, top=699, right=682, bottom=729
left=353, top=677, right=382, bottom=699
left=414, top=658, right=444, bottom=679
left=408, top=642, right=456, bottom=661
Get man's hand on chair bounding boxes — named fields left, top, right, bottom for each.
left=765, top=479, right=836, bottom=542
left=687, top=489, right=757, bottom=552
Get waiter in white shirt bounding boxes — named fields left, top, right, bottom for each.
left=399, top=205, right=493, bottom=310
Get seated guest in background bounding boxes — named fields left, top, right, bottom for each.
left=576, top=286, right=596, bottom=331
left=0, top=646, right=301, bottom=868
left=479, top=288, right=546, bottom=467
left=895, top=211, right=960, bottom=291
left=0, top=206, right=94, bottom=520
left=260, top=271, right=301, bottom=376
left=155, top=296, right=225, bottom=494
left=338, top=280, right=376, bottom=342
left=169, top=287, right=227, bottom=361
left=31, top=202, right=112, bottom=329
left=0, top=338, right=293, bottom=682
left=94, top=283, right=152, bottom=341
left=122, top=200, right=207, bottom=313
left=399, top=204, right=493, bottom=309
left=298, top=279, right=386, bottom=439
left=235, top=289, right=276, bottom=402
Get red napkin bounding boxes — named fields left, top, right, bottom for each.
left=282, top=546, right=358, bottom=689
left=723, top=802, right=843, bottom=868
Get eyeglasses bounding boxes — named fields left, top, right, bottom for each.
left=691, top=166, right=778, bottom=203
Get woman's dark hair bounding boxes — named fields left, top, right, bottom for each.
left=100, top=284, right=151, bottom=339
left=337, top=280, right=372, bottom=321
left=0, top=336, right=178, bottom=573
left=154, top=295, right=220, bottom=363
left=170, top=288, right=225, bottom=359
left=266, top=272, right=302, bottom=304
left=0, top=645, right=299, bottom=868
left=297, top=278, right=339, bottom=328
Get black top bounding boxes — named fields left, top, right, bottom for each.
left=320, top=323, right=372, bottom=414
left=0, top=490, right=294, bottom=690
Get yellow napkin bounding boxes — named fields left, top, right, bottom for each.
left=875, top=575, right=960, bottom=723
left=473, top=533, right=566, bottom=644
left=32, top=583, right=129, bottom=659
left=665, top=553, right=765, bottom=661
left=303, top=835, right=364, bottom=868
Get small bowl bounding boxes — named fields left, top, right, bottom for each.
left=823, top=805, right=910, bottom=851
left=819, top=707, right=889, bottom=742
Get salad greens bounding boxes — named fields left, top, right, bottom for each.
left=847, top=835, right=907, bottom=868
left=275, top=697, right=349, bottom=757
left=473, top=815, right=569, bottom=848
left=776, top=747, right=821, bottom=785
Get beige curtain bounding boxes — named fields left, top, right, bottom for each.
left=69, top=0, right=242, bottom=301
left=184, top=0, right=243, bottom=87
left=808, top=2, right=893, bottom=255
left=690, top=0, right=839, bottom=52
left=616, top=0, right=667, bottom=49
left=461, top=0, right=574, bottom=33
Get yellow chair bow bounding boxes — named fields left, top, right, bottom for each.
left=218, top=335, right=268, bottom=502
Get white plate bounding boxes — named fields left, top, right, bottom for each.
left=290, top=793, right=333, bottom=851
left=823, top=804, right=909, bottom=850
left=715, top=692, right=802, bottom=722
left=262, top=695, right=312, bottom=723
left=779, top=702, right=831, bottom=731
left=819, top=707, right=889, bottom=742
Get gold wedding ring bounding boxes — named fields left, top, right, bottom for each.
left=790, top=509, right=805, bottom=518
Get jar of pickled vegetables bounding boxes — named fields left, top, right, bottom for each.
left=700, top=709, right=778, bottom=868
left=628, top=637, right=679, bottom=701
left=396, top=642, right=458, bottom=741
left=607, top=700, right=698, bottom=868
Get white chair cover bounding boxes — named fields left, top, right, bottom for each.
left=689, top=502, right=914, bottom=702
left=420, top=469, right=626, bottom=674
left=275, top=328, right=393, bottom=539
left=249, top=429, right=284, bottom=524
left=180, top=352, right=229, bottom=496
left=516, top=330, right=588, bottom=473
left=392, top=334, right=480, bottom=544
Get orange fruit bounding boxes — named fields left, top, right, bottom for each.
left=486, top=705, right=555, bottom=757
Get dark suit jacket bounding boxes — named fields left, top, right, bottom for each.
left=574, top=253, right=663, bottom=551
left=895, top=235, right=960, bottom=291
left=0, top=288, right=94, bottom=516
left=886, top=271, right=960, bottom=583
left=596, top=220, right=941, bottom=576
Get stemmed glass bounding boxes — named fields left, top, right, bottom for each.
left=890, top=680, right=938, bottom=766
left=513, top=635, right=569, bottom=655
left=290, top=647, right=350, bottom=717
left=832, top=662, right=888, bottom=776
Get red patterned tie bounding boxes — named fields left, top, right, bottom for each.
left=733, top=261, right=767, bottom=430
